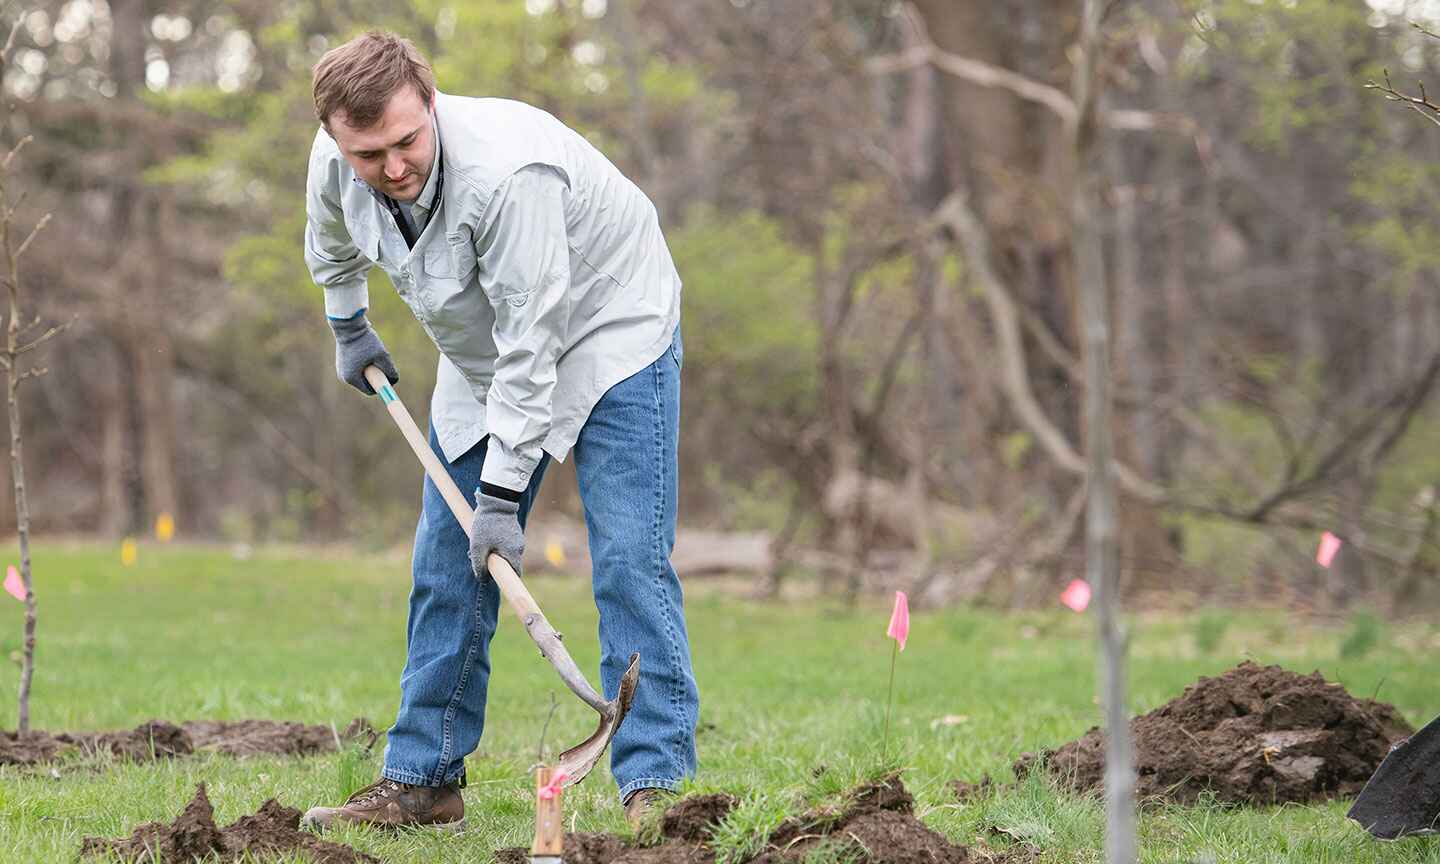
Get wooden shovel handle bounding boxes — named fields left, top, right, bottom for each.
left=361, top=365, right=541, bottom=622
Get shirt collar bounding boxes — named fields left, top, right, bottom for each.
left=412, top=109, right=442, bottom=213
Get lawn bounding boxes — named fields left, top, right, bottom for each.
left=3, top=542, right=1440, bottom=863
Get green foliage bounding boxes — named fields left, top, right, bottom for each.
left=1192, top=611, right=1232, bottom=656
left=670, top=206, right=819, bottom=410
left=1340, top=611, right=1383, bottom=660
left=1193, top=1, right=1386, bottom=150
left=999, top=431, right=1032, bottom=471
left=1168, top=512, right=1273, bottom=595
left=1351, top=149, right=1440, bottom=283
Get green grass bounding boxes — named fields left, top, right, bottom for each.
left=3, top=542, right=1440, bottom=862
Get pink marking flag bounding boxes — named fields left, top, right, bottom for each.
left=1060, top=579, right=1091, bottom=613
left=886, top=591, right=910, bottom=652
left=1316, top=531, right=1343, bottom=568
left=4, top=565, right=23, bottom=602
left=538, top=769, right=568, bottom=800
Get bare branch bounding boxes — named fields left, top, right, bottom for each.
left=1, top=135, right=32, bottom=172
left=932, top=191, right=1167, bottom=503
left=868, top=43, right=1078, bottom=120
left=867, top=11, right=1197, bottom=138
left=16, top=365, right=46, bottom=383
left=15, top=316, right=71, bottom=355
left=12, top=212, right=49, bottom=260
left=1365, top=69, right=1440, bottom=129
left=1, top=13, right=20, bottom=67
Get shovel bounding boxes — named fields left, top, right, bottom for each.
left=1348, top=713, right=1440, bottom=839
left=363, top=365, right=639, bottom=788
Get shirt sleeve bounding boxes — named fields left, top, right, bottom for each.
left=474, top=165, right=572, bottom=492
left=303, top=131, right=371, bottom=319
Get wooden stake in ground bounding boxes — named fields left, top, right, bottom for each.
left=0, top=96, right=66, bottom=732
left=1069, top=0, right=1137, bottom=862
left=532, top=765, right=565, bottom=864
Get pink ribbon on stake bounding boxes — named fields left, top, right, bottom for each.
left=886, top=591, right=910, bottom=651
left=3, top=565, right=22, bottom=602
left=538, top=769, right=568, bottom=800
left=1316, top=532, right=1343, bottom=569
left=1060, top=579, right=1092, bottom=613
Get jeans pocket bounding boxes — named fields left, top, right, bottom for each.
left=669, top=328, right=684, bottom=370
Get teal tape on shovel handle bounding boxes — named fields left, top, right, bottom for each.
left=378, top=384, right=397, bottom=404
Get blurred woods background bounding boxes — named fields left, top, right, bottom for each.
left=0, top=0, right=1437, bottom=609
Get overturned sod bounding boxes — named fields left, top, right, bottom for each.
left=1018, top=661, right=1413, bottom=806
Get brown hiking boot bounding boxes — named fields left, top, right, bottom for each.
left=624, top=788, right=675, bottom=831
left=301, top=778, right=465, bottom=832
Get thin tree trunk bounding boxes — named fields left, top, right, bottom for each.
left=1072, top=1, right=1136, bottom=861
left=0, top=144, right=45, bottom=734
left=6, top=321, right=35, bottom=734
left=98, top=353, right=130, bottom=536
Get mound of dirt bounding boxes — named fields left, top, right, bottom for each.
left=496, top=776, right=1025, bottom=864
left=0, top=717, right=373, bottom=768
left=1016, top=661, right=1414, bottom=805
left=79, top=783, right=378, bottom=864
left=185, top=717, right=376, bottom=757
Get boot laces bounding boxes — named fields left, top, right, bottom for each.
left=346, top=778, right=411, bottom=806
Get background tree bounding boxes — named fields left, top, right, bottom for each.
left=0, top=0, right=1434, bottom=613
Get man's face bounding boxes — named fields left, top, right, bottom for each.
left=329, top=86, right=435, bottom=203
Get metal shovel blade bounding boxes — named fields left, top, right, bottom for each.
left=1349, top=713, right=1440, bottom=839
left=555, top=652, right=640, bottom=787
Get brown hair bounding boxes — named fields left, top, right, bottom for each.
left=312, top=30, right=435, bottom=129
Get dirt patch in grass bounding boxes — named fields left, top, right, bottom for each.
left=0, top=717, right=373, bottom=768
left=948, top=776, right=993, bottom=803
left=1016, top=660, right=1413, bottom=805
left=79, top=783, right=379, bottom=864
left=496, top=776, right=1024, bottom=864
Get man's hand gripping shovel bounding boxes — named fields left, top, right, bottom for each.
left=363, top=366, right=639, bottom=789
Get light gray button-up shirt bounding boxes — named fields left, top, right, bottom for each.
left=304, top=94, right=682, bottom=491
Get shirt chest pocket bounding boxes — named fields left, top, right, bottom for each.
left=423, top=234, right=476, bottom=281
left=414, top=233, right=487, bottom=338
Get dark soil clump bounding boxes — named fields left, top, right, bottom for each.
left=660, top=793, right=738, bottom=843
left=949, top=776, right=993, bottom=803
left=1016, top=661, right=1414, bottom=805
left=80, top=783, right=379, bottom=864
left=496, top=775, right=1023, bottom=864
left=0, top=717, right=371, bottom=768
left=184, top=717, right=373, bottom=757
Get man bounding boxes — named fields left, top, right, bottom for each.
left=298, top=31, right=698, bottom=831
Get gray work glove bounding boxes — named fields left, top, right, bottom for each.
left=470, top=483, right=524, bottom=579
left=328, top=310, right=399, bottom=395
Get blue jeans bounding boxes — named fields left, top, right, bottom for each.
left=382, top=333, right=698, bottom=802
